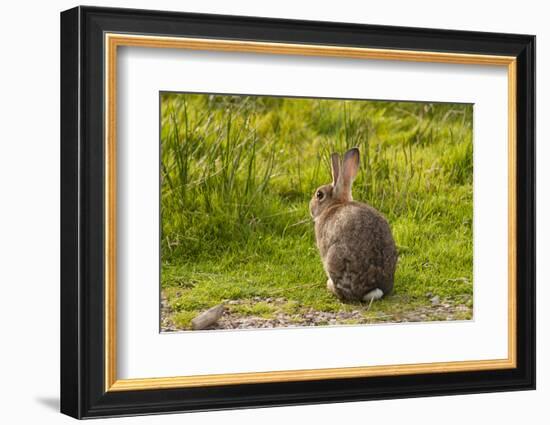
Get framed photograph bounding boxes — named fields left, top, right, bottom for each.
left=60, top=6, right=535, bottom=419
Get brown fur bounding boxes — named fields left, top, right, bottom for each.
left=309, top=148, right=398, bottom=301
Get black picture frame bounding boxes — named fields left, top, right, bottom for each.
left=60, top=5, right=535, bottom=419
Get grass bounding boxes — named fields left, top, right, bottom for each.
left=160, top=93, right=473, bottom=330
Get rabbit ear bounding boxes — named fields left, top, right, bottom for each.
left=334, top=148, right=359, bottom=202
left=330, top=153, right=340, bottom=186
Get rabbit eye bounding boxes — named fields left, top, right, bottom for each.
left=316, top=190, right=324, bottom=200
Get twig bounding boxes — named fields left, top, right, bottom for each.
left=365, top=296, right=375, bottom=312
left=286, top=218, right=311, bottom=228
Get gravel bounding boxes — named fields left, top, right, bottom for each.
left=161, top=295, right=473, bottom=332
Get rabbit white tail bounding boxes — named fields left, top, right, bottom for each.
left=363, top=288, right=384, bottom=302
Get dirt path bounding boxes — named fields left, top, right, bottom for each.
left=161, top=294, right=472, bottom=332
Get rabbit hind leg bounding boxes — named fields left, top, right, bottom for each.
left=326, top=278, right=337, bottom=295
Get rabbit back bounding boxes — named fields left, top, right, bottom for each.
left=315, top=201, right=397, bottom=301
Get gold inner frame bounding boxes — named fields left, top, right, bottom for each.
left=104, top=33, right=518, bottom=392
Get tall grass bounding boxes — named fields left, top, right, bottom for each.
left=162, top=94, right=472, bottom=260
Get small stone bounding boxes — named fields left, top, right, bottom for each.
left=430, top=295, right=440, bottom=306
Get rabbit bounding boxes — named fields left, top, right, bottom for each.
left=309, top=147, right=397, bottom=302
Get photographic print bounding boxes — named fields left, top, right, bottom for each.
left=61, top=8, right=535, bottom=417
left=160, top=93, right=474, bottom=332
